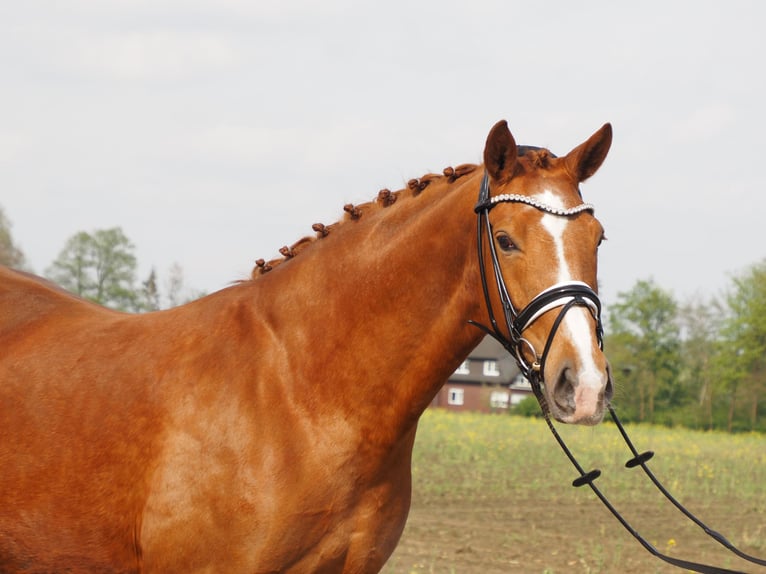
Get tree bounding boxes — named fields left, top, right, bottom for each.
left=677, top=297, right=723, bottom=429
left=165, top=262, right=186, bottom=309
left=46, top=227, right=139, bottom=311
left=163, top=262, right=205, bottom=308
left=714, top=260, right=766, bottom=431
left=137, top=267, right=161, bottom=312
left=606, top=279, right=682, bottom=423
left=0, top=206, right=26, bottom=268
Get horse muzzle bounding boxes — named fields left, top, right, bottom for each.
left=549, top=363, right=613, bottom=425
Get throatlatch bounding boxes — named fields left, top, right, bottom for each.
left=471, top=170, right=765, bottom=574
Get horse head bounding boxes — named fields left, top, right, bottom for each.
left=477, top=120, right=613, bottom=425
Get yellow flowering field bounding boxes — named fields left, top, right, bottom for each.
left=383, top=410, right=766, bottom=574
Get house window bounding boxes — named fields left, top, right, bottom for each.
left=447, top=388, right=464, bottom=406
left=490, top=391, right=510, bottom=409
left=454, top=360, right=470, bottom=375
left=483, top=360, right=500, bottom=377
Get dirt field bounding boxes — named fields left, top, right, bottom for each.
left=380, top=412, right=766, bottom=574
left=383, top=498, right=764, bottom=573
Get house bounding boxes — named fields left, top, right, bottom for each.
left=430, top=336, right=534, bottom=413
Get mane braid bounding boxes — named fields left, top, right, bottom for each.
left=249, top=163, right=479, bottom=279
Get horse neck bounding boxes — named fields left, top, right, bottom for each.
left=247, top=171, right=486, bottom=445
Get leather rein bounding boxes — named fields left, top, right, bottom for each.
left=470, top=170, right=766, bottom=574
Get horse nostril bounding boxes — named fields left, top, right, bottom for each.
left=553, top=369, right=576, bottom=414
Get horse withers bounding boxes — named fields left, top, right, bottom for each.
left=0, top=120, right=612, bottom=573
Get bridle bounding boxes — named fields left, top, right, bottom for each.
left=470, top=169, right=766, bottom=574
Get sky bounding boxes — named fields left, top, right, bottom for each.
left=2, top=0, right=765, bottom=309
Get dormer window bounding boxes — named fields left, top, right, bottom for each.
left=483, top=360, right=500, bottom=376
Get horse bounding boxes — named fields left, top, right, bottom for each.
left=0, top=120, right=613, bottom=573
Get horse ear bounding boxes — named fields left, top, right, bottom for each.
left=564, top=123, right=613, bottom=182
left=483, top=120, right=518, bottom=183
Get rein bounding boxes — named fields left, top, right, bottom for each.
left=470, top=171, right=766, bottom=574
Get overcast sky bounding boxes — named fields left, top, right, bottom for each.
left=2, top=1, right=764, bottom=309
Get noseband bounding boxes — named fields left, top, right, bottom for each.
left=471, top=170, right=765, bottom=574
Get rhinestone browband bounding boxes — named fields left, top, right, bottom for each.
left=490, top=194, right=595, bottom=216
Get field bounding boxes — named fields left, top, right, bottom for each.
left=381, top=410, right=766, bottom=574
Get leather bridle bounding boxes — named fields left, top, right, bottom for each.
left=470, top=170, right=604, bottom=391
left=470, top=169, right=766, bottom=574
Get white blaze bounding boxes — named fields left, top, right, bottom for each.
left=534, top=190, right=604, bottom=414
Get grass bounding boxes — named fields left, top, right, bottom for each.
left=382, top=410, right=766, bottom=573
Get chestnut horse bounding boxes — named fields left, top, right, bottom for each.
left=0, top=120, right=613, bottom=573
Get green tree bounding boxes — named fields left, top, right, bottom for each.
left=46, top=227, right=139, bottom=311
left=714, top=260, right=766, bottom=432
left=606, top=279, right=681, bottom=423
left=0, top=206, right=26, bottom=268
left=677, top=297, right=723, bottom=429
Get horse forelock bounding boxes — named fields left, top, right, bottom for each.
left=249, top=163, right=480, bottom=280
left=516, top=146, right=557, bottom=170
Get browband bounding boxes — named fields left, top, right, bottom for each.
left=474, top=172, right=594, bottom=215
left=488, top=193, right=594, bottom=216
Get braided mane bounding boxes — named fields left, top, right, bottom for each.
left=250, top=163, right=479, bottom=279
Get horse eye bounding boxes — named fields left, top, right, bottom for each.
left=496, top=234, right=515, bottom=252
